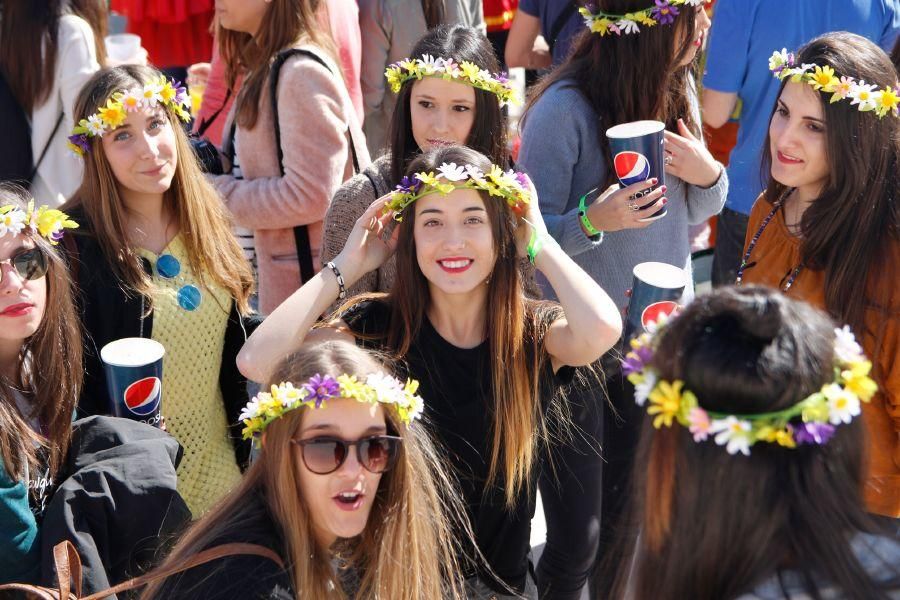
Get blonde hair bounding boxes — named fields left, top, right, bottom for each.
left=63, top=65, right=254, bottom=315
left=143, top=341, right=470, bottom=600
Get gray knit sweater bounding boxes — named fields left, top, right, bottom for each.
left=518, top=79, right=728, bottom=310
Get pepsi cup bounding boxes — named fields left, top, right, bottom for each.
left=100, top=338, right=164, bottom=427
left=606, top=120, right=667, bottom=222
left=623, top=262, right=686, bottom=343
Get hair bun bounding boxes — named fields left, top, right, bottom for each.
left=707, top=289, right=784, bottom=344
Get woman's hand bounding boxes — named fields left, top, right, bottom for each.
left=187, top=62, right=212, bottom=91
left=333, top=194, right=399, bottom=282
left=515, top=173, right=550, bottom=257
left=585, top=179, right=667, bottom=232
left=664, top=118, right=722, bottom=188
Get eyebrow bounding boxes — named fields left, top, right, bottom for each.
left=777, top=99, right=825, bottom=123
left=419, top=206, right=486, bottom=215
left=302, top=423, right=388, bottom=435
left=414, top=93, right=475, bottom=103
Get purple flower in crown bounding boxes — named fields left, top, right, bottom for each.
left=514, top=171, right=530, bottom=188
left=651, top=0, right=679, bottom=25
left=794, top=422, right=836, bottom=445
left=495, top=71, right=509, bottom=85
left=583, top=1, right=599, bottom=13
left=621, top=344, right=653, bottom=376
left=171, top=78, right=189, bottom=105
left=68, top=133, right=91, bottom=154
left=396, top=175, right=422, bottom=195
left=304, top=374, right=340, bottom=408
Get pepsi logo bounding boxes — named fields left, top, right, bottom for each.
left=124, top=377, right=161, bottom=416
left=614, top=151, right=651, bottom=186
left=641, top=301, right=679, bottom=330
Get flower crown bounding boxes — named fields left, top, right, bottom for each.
left=579, top=0, right=705, bottom=37
left=769, top=49, right=900, bottom=119
left=0, top=200, right=78, bottom=244
left=622, top=318, right=877, bottom=456
left=67, top=75, right=191, bottom=157
left=385, top=54, right=519, bottom=106
left=239, top=373, right=424, bottom=445
left=384, top=162, right=531, bottom=220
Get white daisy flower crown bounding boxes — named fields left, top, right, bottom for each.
left=385, top=54, right=519, bottom=106
left=579, top=0, right=706, bottom=37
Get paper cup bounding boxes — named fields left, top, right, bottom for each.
left=623, top=262, right=686, bottom=342
left=100, top=338, right=164, bottom=427
left=606, top=120, right=667, bottom=222
left=105, top=34, right=142, bottom=63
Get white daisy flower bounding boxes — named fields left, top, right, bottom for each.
left=633, top=371, right=658, bottom=407
left=849, top=81, right=877, bottom=111
left=437, top=162, right=469, bottom=182
left=85, top=114, right=107, bottom=137
left=824, top=383, right=860, bottom=425
left=833, top=326, right=864, bottom=363
left=464, top=164, right=485, bottom=181
left=238, top=395, right=264, bottom=421
left=709, top=416, right=752, bottom=456
left=617, top=18, right=640, bottom=35
left=141, top=81, right=164, bottom=107
left=0, top=208, right=27, bottom=237
left=120, top=90, right=144, bottom=112
left=768, top=48, right=791, bottom=72
left=366, top=372, right=404, bottom=403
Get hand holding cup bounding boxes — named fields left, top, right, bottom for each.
left=585, top=179, right=668, bottom=233
left=663, top=118, right=722, bottom=188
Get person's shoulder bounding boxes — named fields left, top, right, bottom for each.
left=340, top=298, right=392, bottom=334
left=277, top=46, right=343, bottom=92
left=526, top=79, right=594, bottom=128
left=160, top=553, right=292, bottom=600
left=57, top=13, right=96, bottom=43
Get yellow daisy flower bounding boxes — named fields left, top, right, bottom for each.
left=647, top=380, right=685, bottom=429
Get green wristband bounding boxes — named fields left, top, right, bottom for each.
left=578, top=192, right=603, bottom=240
left=527, top=227, right=544, bottom=264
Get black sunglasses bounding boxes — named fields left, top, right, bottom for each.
left=291, top=435, right=402, bottom=475
left=0, top=247, right=48, bottom=285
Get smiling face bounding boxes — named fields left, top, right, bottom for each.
left=410, top=77, right=477, bottom=151
left=768, top=81, right=830, bottom=198
left=100, top=104, right=178, bottom=203
left=0, top=234, right=47, bottom=360
left=294, top=398, right=388, bottom=548
left=675, top=4, right=711, bottom=67
left=412, top=187, right=496, bottom=296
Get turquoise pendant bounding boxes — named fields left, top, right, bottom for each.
left=178, top=284, right=202, bottom=311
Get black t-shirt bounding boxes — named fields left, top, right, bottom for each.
left=343, top=300, right=573, bottom=594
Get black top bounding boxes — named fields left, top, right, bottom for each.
left=152, top=491, right=293, bottom=600
left=343, top=300, right=573, bottom=594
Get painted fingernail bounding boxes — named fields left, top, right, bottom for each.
left=660, top=185, right=667, bottom=193
left=662, top=197, right=668, bottom=205
left=651, top=178, right=658, bottom=184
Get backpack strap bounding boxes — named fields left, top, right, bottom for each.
left=29, top=111, right=65, bottom=183
left=547, top=1, right=580, bottom=56
left=269, top=47, right=361, bottom=284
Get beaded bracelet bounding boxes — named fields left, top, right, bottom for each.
left=578, top=191, right=604, bottom=241
left=325, top=261, right=346, bottom=300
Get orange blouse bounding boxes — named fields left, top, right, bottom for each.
left=740, top=196, right=900, bottom=517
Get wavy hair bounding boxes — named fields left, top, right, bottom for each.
left=63, top=65, right=254, bottom=315
left=0, top=185, right=82, bottom=480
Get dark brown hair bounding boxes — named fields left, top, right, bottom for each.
left=387, top=25, right=509, bottom=185
left=0, top=0, right=106, bottom=112
left=521, top=0, right=702, bottom=189
left=760, top=32, right=900, bottom=356
left=218, top=0, right=336, bottom=130
left=0, top=185, right=82, bottom=480
left=613, top=286, right=898, bottom=600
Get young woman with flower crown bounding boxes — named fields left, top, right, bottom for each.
left=517, top=1, right=725, bottom=595
left=738, top=32, right=900, bottom=521
left=321, top=24, right=538, bottom=305
left=612, top=286, right=899, bottom=599
left=142, top=339, right=469, bottom=600
left=0, top=187, right=81, bottom=583
left=61, top=65, right=257, bottom=517
left=239, top=144, right=623, bottom=598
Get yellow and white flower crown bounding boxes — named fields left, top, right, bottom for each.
left=0, top=200, right=78, bottom=244
left=623, top=318, right=877, bottom=456
left=239, top=373, right=424, bottom=445
left=769, top=49, right=900, bottom=119
left=67, top=75, right=191, bottom=157
left=579, top=0, right=705, bottom=37
left=385, top=161, right=531, bottom=220
left=385, top=54, right=519, bottom=106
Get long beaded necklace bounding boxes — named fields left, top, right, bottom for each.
left=735, top=191, right=804, bottom=292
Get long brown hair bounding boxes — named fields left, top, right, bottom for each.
left=760, top=32, right=900, bottom=355
left=387, top=25, right=509, bottom=185
left=0, top=0, right=106, bottom=113
left=0, top=185, right=82, bottom=480
left=342, top=146, right=563, bottom=507
left=218, top=0, right=336, bottom=130
left=611, top=286, right=897, bottom=599
left=521, top=0, right=702, bottom=189
left=142, top=340, right=469, bottom=600
left=63, top=66, right=254, bottom=314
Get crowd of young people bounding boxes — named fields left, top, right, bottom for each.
left=1, top=0, right=899, bottom=598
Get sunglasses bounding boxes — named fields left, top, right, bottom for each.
left=0, top=247, right=49, bottom=285
left=291, top=435, right=402, bottom=475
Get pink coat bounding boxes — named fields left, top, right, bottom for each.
left=213, top=44, right=370, bottom=314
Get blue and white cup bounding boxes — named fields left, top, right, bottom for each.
left=623, top=262, right=686, bottom=344
left=606, top=120, right=667, bottom=222
left=100, top=338, right=164, bottom=428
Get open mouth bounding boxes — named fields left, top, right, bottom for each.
left=437, top=258, right=473, bottom=273
left=427, top=139, right=455, bottom=147
left=333, top=491, right=364, bottom=510
left=776, top=150, right=803, bottom=165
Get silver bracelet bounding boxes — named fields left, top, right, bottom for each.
left=325, top=261, right=346, bottom=300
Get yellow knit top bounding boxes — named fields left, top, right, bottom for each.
left=138, top=235, right=242, bottom=517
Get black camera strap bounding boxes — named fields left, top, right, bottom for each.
left=269, top=47, right=361, bottom=285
